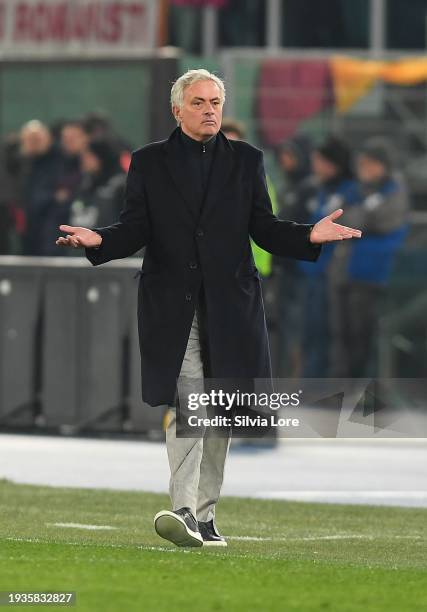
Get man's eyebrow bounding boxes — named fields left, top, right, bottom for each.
left=191, top=96, right=221, bottom=101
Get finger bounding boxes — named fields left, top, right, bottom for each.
left=58, top=236, right=73, bottom=244
left=333, top=224, right=362, bottom=237
left=328, top=208, right=343, bottom=221
left=336, top=228, right=353, bottom=235
left=59, top=224, right=77, bottom=234
left=339, top=225, right=362, bottom=237
left=66, top=234, right=79, bottom=247
left=332, top=231, right=352, bottom=240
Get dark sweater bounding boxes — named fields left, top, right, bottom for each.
left=178, top=125, right=217, bottom=213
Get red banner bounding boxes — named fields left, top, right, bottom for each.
left=0, top=1, right=158, bottom=54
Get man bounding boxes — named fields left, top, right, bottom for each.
left=297, top=136, right=359, bottom=377
left=328, top=137, right=409, bottom=378
left=56, top=69, right=361, bottom=548
left=275, top=134, right=316, bottom=378
left=61, top=119, right=90, bottom=160
left=20, top=120, right=70, bottom=256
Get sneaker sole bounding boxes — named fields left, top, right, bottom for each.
left=202, top=539, right=228, bottom=547
left=154, top=511, right=203, bottom=548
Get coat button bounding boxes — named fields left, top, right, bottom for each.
left=196, top=228, right=204, bottom=237
left=185, top=293, right=192, bottom=301
left=189, top=261, right=198, bottom=269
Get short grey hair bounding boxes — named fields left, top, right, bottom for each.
left=170, top=68, right=226, bottom=125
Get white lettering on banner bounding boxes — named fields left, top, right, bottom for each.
left=0, top=0, right=158, bottom=55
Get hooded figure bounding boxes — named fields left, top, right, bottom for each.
left=277, top=133, right=314, bottom=224
left=328, top=137, right=409, bottom=378
left=275, top=134, right=317, bottom=376
left=298, top=135, right=359, bottom=378
left=69, top=139, right=126, bottom=235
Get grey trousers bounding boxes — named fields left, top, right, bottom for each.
left=165, top=308, right=232, bottom=522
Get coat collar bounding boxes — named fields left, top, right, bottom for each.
left=178, top=125, right=217, bottom=154
left=162, top=125, right=236, bottom=224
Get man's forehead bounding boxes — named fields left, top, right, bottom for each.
left=185, top=82, right=221, bottom=99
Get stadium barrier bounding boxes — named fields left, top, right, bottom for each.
left=0, top=256, right=165, bottom=436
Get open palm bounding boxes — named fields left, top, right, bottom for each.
left=310, top=208, right=362, bottom=244
left=56, top=225, right=102, bottom=249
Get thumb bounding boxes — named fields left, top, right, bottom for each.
left=328, top=208, right=343, bottom=221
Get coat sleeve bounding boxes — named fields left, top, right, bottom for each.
left=249, top=150, right=322, bottom=261
left=85, top=151, right=151, bottom=266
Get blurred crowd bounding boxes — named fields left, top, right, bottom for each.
left=0, top=116, right=410, bottom=380
left=0, top=113, right=132, bottom=257
left=274, top=131, right=410, bottom=380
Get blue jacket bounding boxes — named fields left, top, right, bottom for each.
left=298, top=178, right=359, bottom=277
left=346, top=178, right=409, bottom=284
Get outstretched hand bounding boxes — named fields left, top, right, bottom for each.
left=56, top=225, right=102, bottom=249
left=309, top=209, right=362, bottom=244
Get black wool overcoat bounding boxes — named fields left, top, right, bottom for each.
left=85, top=126, right=321, bottom=407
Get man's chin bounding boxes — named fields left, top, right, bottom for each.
left=201, top=123, right=217, bottom=133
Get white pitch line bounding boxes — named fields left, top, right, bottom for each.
left=227, top=534, right=422, bottom=542
left=257, top=491, right=427, bottom=500
left=227, top=535, right=369, bottom=542
left=6, top=531, right=423, bottom=547
left=47, top=522, right=118, bottom=531
left=4, top=537, right=185, bottom=554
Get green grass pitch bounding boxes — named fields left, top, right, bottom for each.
left=0, top=479, right=426, bottom=611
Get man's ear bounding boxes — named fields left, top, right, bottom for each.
left=172, top=105, right=181, bottom=124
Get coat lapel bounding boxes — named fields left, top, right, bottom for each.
left=162, top=126, right=236, bottom=224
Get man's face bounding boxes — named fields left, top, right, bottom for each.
left=20, top=127, right=51, bottom=157
left=279, top=150, right=298, bottom=173
left=173, top=79, right=223, bottom=141
left=222, top=130, right=240, bottom=141
left=312, top=151, right=339, bottom=183
left=356, top=154, right=386, bottom=183
left=61, top=125, right=89, bottom=156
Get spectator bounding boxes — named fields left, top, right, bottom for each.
left=20, top=120, right=70, bottom=256
left=220, top=117, right=246, bottom=141
left=61, top=119, right=89, bottom=158
left=221, top=117, right=279, bottom=278
left=298, top=136, right=359, bottom=377
left=329, top=138, right=409, bottom=377
left=58, top=120, right=90, bottom=206
left=82, top=111, right=132, bottom=172
left=275, top=134, right=316, bottom=376
left=276, top=134, right=314, bottom=224
left=67, top=138, right=126, bottom=248
left=0, top=133, right=26, bottom=254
